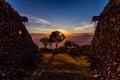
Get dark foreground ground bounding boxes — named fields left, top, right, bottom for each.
left=26, top=53, right=95, bottom=80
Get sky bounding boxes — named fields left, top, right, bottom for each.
left=6, top=0, right=108, bottom=34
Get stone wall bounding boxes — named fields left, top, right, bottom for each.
left=90, top=0, right=120, bottom=79
left=0, top=0, right=38, bottom=79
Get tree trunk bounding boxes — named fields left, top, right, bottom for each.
left=55, top=42, right=58, bottom=49
left=45, top=44, right=47, bottom=48
left=49, top=42, right=52, bottom=48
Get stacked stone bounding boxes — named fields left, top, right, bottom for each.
left=90, top=0, right=120, bottom=79
left=0, top=0, right=38, bottom=79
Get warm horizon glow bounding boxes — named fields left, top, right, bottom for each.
left=26, top=22, right=95, bottom=35
left=57, top=29, right=71, bottom=36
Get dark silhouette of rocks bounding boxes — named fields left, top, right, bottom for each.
left=90, top=0, right=120, bottom=79
left=0, top=0, right=38, bottom=79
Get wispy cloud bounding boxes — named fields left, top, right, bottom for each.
left=29, top=17, right=50, bottom=25
left=27, top=27, right=55, bottom=34
left=25, top=16, right=95, bottom=34
left=26, top=22, right=94, bottom=34
left=73, top=22, right=94, bottom=33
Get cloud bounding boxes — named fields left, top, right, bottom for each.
left=27, top=27, right=55, bottom=34
left=73, top=22, right=95, bottom=33
left=29, top=17, right=50, bottom=25
left=26, top=17, right=95, bottom=34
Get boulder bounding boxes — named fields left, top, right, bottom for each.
left=0, top=0, right=38, bottom=79
left=90, top=0, right=120, bottom=79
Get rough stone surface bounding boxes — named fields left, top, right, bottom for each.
left=0, top=0, right=38, bottom=79
left=90, top=0, right=120, bottom=79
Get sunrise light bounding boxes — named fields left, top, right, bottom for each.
left=57, top=29, right=71, bottom=36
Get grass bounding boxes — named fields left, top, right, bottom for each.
left=26, top=53, right=92, bottom=80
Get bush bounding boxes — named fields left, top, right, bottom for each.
left=57, top=46, right=68, bottom=53
left=68, top=45, right=91, bottom=56
left=39, top=48, right=53, bottom=53
left=80, top=45, right=91, bottom=56
left=68, top=48, right=82, bottom=56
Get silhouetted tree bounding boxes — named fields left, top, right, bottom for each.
left=64, top=40, right=73, bottom=49
left=64, top=40, right=79, bottom=49
left=49, top=31, right=66, bottom=49
left=40, top=31, right=66, bottom=73
left=40, top=37, right=49, bottom=48
left=49, top=37, right=54, bottom=48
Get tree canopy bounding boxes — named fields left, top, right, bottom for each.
left=64, top=40, right=79, bottom=49
left=49, top=31, right=66, bottom=48
left=40, top=37, right=49, bottom=48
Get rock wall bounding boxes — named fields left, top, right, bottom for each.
left=90, top=0, right=120, bottom=79
left=0, top=0, right=38, bottom=79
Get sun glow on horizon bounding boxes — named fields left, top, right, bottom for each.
left=57, top=29, right=71, bottom=36
left=27, top=27, right=71, bottom=36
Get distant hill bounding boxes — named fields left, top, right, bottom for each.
left=30, top=33, right=93, bottom=48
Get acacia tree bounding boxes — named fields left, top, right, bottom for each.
left=49, top=31, right=66, bottom=49
left=42, top=31, right=66, bottom=72
left=40, top=37, right=49, bottom=48
left=48, top=37, right=54, bottom=48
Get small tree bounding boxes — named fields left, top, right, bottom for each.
left=49, top=31, right=66, bottom=49
left=48, top=37, right=54, bottom=48
left=40, top=37, right=49, bottom=48
left=64, top=40, right=79, bottom=49
left=64, top=40, right=73, bottom=49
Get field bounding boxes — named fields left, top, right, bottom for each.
left=26, top=53, right=93, bottom=80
